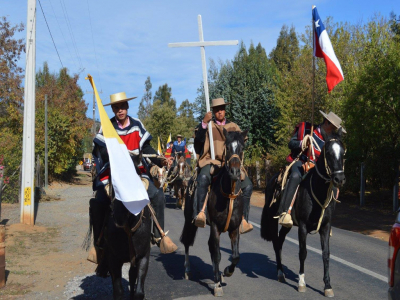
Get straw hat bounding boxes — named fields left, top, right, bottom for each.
left=104, top=92, right=137, bottom=106
left=176, top=134, right=183, bottom=138
left=210, top=98, right=230, bottom=108
left=319, top=110, right=347, bottom=133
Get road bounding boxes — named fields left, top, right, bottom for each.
left=135, top=195, right=387, bottom=300
left=28, top=180, right=384, bottom=300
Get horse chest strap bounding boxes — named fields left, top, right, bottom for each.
left=130, top=209, right=144, bottom=233
left=222, top=198, right=235, bottom=233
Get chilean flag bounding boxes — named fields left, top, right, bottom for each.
left=313, top=6, right=344, bottom=92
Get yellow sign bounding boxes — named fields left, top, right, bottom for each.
left=24, top=187, right=31, bottom=206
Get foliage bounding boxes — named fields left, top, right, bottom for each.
left=153, top=83, right=176, bottom=110
left=0, top=17, right=25, bottom=203
left=35, top=63, right=91, bottom=179
left=269, top=25, right=299, bottom=72
left=137, top=76, right=152, bottom=121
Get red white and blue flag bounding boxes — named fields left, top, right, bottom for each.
left=313, top=6, right=344, bottom=92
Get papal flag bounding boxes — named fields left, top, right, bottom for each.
left=86, top=75, right=149, bottom=215
left=157, top=136, right=162, bottom=155
left=167, top=133, right=172, bottom=145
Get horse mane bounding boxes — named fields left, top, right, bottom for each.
left=225, top=131, right=245, bottom=147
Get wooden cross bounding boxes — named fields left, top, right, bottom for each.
left=168, top=15, right=238, bottom=160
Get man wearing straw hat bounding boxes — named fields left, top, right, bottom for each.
left=193, top=98, right=254, bottom=234
left=276, top=110, right=346, bottom=228
left=91, top=92, right=177, bottom=259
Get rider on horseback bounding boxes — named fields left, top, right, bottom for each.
left=276, top=110, right=346, bottom=228
left=90, top=92, right=177, bottom=259
left=193, top=97, right=253, bottom=234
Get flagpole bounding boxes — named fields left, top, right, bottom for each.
left=312, top=5, right=316, bottom=131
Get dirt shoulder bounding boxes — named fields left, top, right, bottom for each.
left=250, top=189, right=395, bottom=242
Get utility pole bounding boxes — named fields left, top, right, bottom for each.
left=44, top=94, right=48, bottom=189
left=20, top=0, right=36, bottom=225
left=86, top=90, right=102, bottom=136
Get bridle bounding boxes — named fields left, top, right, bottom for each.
left=315, top=139, right=345, bottom=183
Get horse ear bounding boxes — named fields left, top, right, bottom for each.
left=223, top=128, right=228, bottom=138
left=241, top=129, right=249, bottom=141
left=320, top=126, right=328, bottom=141
left=337, top=127, right=343, bottom=139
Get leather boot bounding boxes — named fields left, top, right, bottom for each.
left=275, top=174, right=301, bottom=228
left=240, top=184, right=253, bottom=234
left=194, top=174, right=210, bottom=228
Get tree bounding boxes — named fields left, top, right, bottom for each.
left=269, top=24, right=299, bottom=72
left=137, top=76, right=152, bottom=121
left=153, top=83, right=176, bottom=110
left=0, top=16, right=25, bottom=203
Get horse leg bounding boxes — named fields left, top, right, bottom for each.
left=108, top=255, right=125, bottom=300
left=181, top=186, right=185, bottom=210
left=132, top=252, right=150, bottom=300
left=275, top=226, right=291, bottom=282
left=208, top=222, right=223, bottom=297
left=224, top=228, right=240, bottom=277
left=180, top=218, right=198, bottom=279
left=184, top=245, right=191, bottom=280
left=320, top=223, right=334, bottom=297
left=128, top=260, right=137, bottom=299
left=298, top=222, right=308, bottom=293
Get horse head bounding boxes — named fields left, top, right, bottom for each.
left=319, top=127, right=346, bottom=187
left=177, top=156, right=186, bottom=179
left=223, top=129, right=248, bottom=181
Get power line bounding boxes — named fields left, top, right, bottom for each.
left=86, top=0, right=103, bottom=91
left=59, top=0, right=83, bottom=70
left=38, top=0, right=64, bottom=68
left=48, top=0, right=76, bottom=67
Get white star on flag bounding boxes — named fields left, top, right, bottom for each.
left=315, top=19, right=320, bottom=28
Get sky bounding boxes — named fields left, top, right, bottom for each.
left=2, top=0, right=399, bottom=120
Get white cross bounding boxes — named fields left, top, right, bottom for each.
left=168, top=15, right=238, bottom=160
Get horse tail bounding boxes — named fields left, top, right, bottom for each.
left=180, top=179, right=198, bottom=246
left=261, top=173, right=279, bottom=241
left=82, top=198, right=95, bottom=251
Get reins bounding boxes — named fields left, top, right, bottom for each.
left=310, top=139, right=343, bottom=234
left=221, top=153, right=243, bottom=233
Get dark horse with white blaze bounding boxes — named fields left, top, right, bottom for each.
left=181, top=130, right=247, bottom=297
left=261, top=128, right=346, bottom=298
left=86, top=153, right=152, bottom=300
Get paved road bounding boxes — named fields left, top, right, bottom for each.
left=144, top=195, right=388, bottom=300
left=62, top=187, right=388, bottom=299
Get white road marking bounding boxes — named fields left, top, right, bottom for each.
left=249, top=221, right=388, bottom=282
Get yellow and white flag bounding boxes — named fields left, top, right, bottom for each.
left=157, top=136, right=162, bottom=155
left=167, top=133, right=172, bottom=144
left=86, top=75, right=149, bottom=215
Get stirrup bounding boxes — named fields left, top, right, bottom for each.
left=239, top=219, right=253, bottom=234
left=194, top=211, right=206, bottom=228
left=278, top=212, right=293, bottom=228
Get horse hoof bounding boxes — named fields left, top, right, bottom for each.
left=324, top=289, right=334, bottom=297
left=277, top=270, right=286, bottom=283
left=223, top=266, right=233, bottom=277
left=214, top=285, right=223, bottom=297
left=184, top=272, right=191, bottom=280
left=298, top=285, right=306, bottom=293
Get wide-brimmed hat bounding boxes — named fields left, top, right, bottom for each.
left=176, top=134, right=183, bottom=138
left=210, top=98, right=230, bottom=108
left=319, top=110, right=347, bottom=133
left=104, top=92, right=137, bottom=106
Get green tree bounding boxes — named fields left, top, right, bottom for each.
left=0, top=17, right=25, bottom=202
left=137, top=76, right=152, bottom=121
left=269, top=24, right=299, bottom=72
left=153, top=83, right=176, bottom=110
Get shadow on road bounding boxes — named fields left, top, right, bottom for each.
left=220, top=246, right=325, bottom=296
left=155, top=251, right=215, bottom=294
left=71, top=274, right=129, bottom=299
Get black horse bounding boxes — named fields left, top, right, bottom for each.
left=86, top=153, right=152, bottom=300
left=181, top=130, right=247, bottom=296
left=261, top=128, right=345, bottom=298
